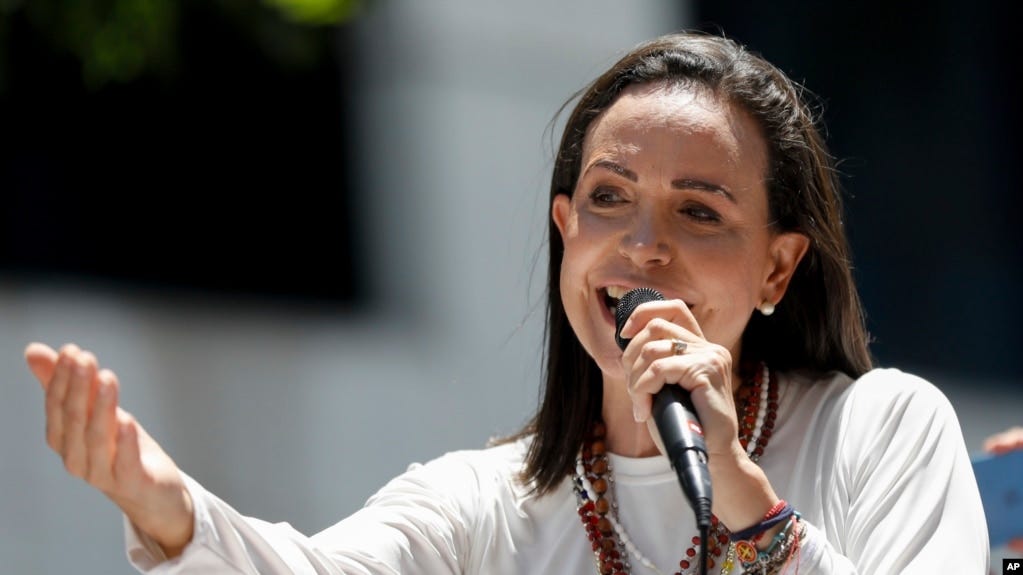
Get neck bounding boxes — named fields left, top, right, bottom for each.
left=601, top=396, right=659, bottom=458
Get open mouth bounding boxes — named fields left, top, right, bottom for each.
left=600, top=285, right=694, bottom=318
left=601, top=286, right=629, bottom=317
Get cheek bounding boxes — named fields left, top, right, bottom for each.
left=557, top=256, right=590, bottom=349
left=706, top=263, right=761, bottom=306
left=558, top=243, right=588, bottom=301
left=558, top=229, right=604, bottom=325
left=688, top=241, right=768, bottom=312
left=562, top=212, right=619, bottom=262
left=558, top=218, right=596, bottom=281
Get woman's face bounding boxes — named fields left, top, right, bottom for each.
left=552, top=83, right=807, bottom=380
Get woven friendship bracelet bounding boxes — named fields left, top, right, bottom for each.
left=730, top=502, right=795, bottom=542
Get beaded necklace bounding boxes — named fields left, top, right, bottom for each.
left=572, top=363, right=778, bottom=575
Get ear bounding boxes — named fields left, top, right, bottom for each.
left=551, top=193, right=573, bottom=240
left=762, top=232, right=810, bottom=304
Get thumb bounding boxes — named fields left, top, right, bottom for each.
left=24, top=342, right=58, bottom=388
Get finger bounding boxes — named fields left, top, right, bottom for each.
left=632, top=391, right=653, bottom=423
left=625, top=335, right=697, bottom=395
left=62, top=350, right=99, bottom=478
left=633, top=316, right=700, bottom=345
left=618, top=299, right=703, bottom=340
left=626, top=337, right=677, bottom=388
left=621, top=317, right=699, bottom=368
left=45, top=345, right=79, bottom=453
left=25, top=342, right=59, bottom=389
left=982, top=434, right=1005, bottom=454
left=85, top=369, right=120, bottom=488
left=983, top=426, right=1023, bottom=454
left=629, top=354, right=718, bottom=422
left=632, top=338, right=686, bottom=371
left=113, top=413, right=141, bottom=485
left=628, top=355, right=685, bottom=422
left=629, top=352, right=678, bottom=394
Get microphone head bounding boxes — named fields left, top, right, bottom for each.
left=614, top=287, right=665, bottom=351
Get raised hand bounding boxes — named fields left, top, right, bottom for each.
left=25, top=342, right=195, bottom=557
left=616, top=299, right=782, bottom=534
left=616, top=298, right=740, bottom=458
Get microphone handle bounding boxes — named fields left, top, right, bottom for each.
left=652, top=386, right=713, bottom=529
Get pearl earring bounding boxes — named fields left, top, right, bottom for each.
left=758, top=301, right=776, bottom=316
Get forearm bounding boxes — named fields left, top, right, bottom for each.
left=118, top=484, right=195, bottom=558
left=126, top=470, right=469, bottom=575
left=707, top=443, right=780, bottom=535
left=125, top=473, right=338, bottom=574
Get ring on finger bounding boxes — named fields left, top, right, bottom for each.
left=671, top=338, right=687, bottom=355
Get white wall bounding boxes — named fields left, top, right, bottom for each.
left=0, top=2, right=684, bottom=573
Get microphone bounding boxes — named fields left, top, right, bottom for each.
left=614, top=287, right=713, bottom=532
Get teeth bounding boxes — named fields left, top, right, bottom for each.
left=605, top=286, right=629, bottom=300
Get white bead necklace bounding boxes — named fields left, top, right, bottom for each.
left=572, top=364, right=774, bottom=575
left=745, top=363, right=771, bottom=460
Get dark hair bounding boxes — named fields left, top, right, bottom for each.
left=513, top=31, right=872, bottom=495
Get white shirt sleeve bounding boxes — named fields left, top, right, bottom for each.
left=122, top=370, right=989, bottom=575
left=780, top=369, right=989, bottom=574
left=125, top=452, right=483, bottom=575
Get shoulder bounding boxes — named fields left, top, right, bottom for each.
left=852, top=367, right=946, bottom=396
left=782, top=366, right=952, bottom=416
left=777, top=367, right=961, bottom=452
left=774, top=368, right=969, bottom=489
left=844, top=367, right=954, bottom=419
left=788, top=367, right=963, bottom=452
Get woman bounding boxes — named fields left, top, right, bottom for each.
left=25, top=31, right=988, bottom=574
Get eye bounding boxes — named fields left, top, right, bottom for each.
left=681, top=203, right=721, bottom=223
left=588, top=186, right=626, bottom=207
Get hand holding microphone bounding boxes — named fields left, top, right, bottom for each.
left=614, top=288, right=713, bottom=531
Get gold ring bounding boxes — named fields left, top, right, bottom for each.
left=671, top=338, right=687, bottom=355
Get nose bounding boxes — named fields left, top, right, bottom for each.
left=618, top=208, right=672, bottom=267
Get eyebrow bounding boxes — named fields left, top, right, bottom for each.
left=587, top=159, right=737, bottom=204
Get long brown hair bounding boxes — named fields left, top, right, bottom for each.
left=514, top=31, right=872, bottom=495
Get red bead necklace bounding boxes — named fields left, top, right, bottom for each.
left=572, top=363, right=778, bottom=575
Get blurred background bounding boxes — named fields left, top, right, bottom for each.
left=1, top=1, right=1019, bottom=573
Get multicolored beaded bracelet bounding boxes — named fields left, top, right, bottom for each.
left=734, top=513, right=804, bottom=574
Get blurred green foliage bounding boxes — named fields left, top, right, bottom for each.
left=0, top=0, right=362, bottom=92
left=266, top=0, right=361, bottom=25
